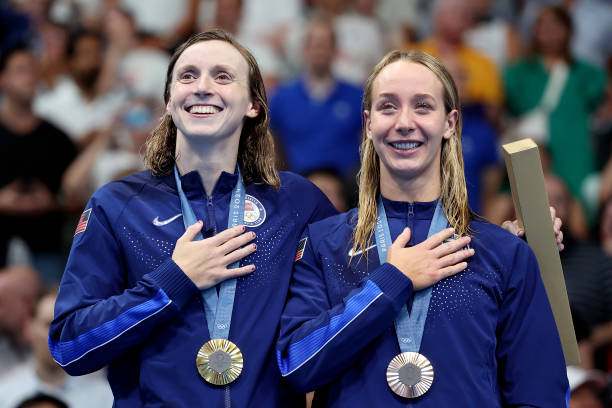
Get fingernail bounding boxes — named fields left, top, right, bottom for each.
left=251, top=265, right=256, bottom=271
left=252, top=244, right=257, bottom=249
left=252, top=232, right=256, bottom=238
left=241, top=225, right=246, bottom=231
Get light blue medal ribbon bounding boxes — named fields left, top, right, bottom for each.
left=375, top=196, right=448, bottom=397
left=174, top=165, right=245, bottom=386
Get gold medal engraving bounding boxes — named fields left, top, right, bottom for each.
left=196, top=339, right=243, bottom=385
left=386, top=352, right=434, bottom=398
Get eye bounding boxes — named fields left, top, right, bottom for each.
left=415, top=102, right=432, bottom=112
left=215, top=72, right=233, bottom=83
left=377, top=102, right=397, bottom=112
left=178, top=71, right=196, bottom=82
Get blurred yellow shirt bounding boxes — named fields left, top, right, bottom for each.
left=411, top=39, right=503, bottom=107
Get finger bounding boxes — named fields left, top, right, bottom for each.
left=556, top=229, right=563, bottom=244
left=438, top=261, right=468, bottom=280
left=434, top=235, right=471, bottom=256
left=391, top=227, right=411, bottom=249
left=549, top=206, right=557, bottom=221
left=210, top=225, right=246, bottom=246
left=438, top=248, right=474, bottom=268
left=224, top=243, right=257, bottom=265
left=422, top=228, right=455, bottom=249
left=177, top=220, right=203, bottom=244
left=225, top=264, right=256, bottom=279
left=218, top=231, right=256, bottom=255
left=553, top=217, right=563, bottom=235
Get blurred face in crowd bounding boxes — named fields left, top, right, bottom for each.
left=364, top=60, right=457, bottom=187
left=533, top=9, right=571, bottom=56
left=545, top=174, right=570, bottom=228
left=435, top=0, right=474, bottom=44
left=70, top=34, right=103, bottom=87
left=0, top=50, right=38, bottom=105
left=569, top=385, right=604, bottom=408
left=303, top=21, right=336, bottom=77
left=166, top=40, right=258, bottom=144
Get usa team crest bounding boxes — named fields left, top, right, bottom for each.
left=244, top=195, right=266, bottom=227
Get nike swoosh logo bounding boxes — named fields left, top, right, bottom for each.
left=152, top=213, right=183, bottom=226
left=348, top=244, right=377, bottom=257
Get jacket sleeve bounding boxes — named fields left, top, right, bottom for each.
left=496, top=242, right=570, bottom=407
left=48, top=197, right=199, bottom=376
left=276, top=227, right=414, bottom=393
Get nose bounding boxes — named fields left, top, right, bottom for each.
left=194, top=75, right=213, bottom=97
left=395, top=107, right=415, bottom=135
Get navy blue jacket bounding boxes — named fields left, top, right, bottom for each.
left=277, top=198, right=569, bottom=407
left=49, top=170, right=336, bottom=407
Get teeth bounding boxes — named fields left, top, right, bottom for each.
left=189, top=105, right=220, bottom=114
left=391, top=142, right=421, bottom=150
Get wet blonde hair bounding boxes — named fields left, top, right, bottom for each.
left=144, top=29, right=279, bottom=188
left=351, top=49, right=474, bottom=261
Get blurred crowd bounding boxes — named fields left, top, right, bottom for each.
left=0, top=0, right=611, bottom=407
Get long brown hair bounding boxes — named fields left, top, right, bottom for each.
left=144, top=29, right=279, bottom=188
left=351, top=49, right=474, bottom=261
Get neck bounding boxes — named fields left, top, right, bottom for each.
left=0, top=99, right=38, bottom=133
left=35, top=359, right=67, bottom=387
left=379, top=167, right=441, bottom=203
left=175, top=132, right=240, bottom=195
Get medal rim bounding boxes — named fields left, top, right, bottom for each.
left=196, top=338, right=243, bottom=385
left=386, top=351, right=434, bottom=398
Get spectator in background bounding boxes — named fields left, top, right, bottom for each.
left=15, top=393, right=68, bottom=408
left=333, top=0, right=385, bottom=84
left=0, top=289, right=113, bottom=408
left=98, top=5, right=170, bottom=101
left=443, top=58, right=501, bottom=218
left=0, top=265, right=40, bottom=378
left=270, top=18, right=362, bottom=178
left=464, top=0, right=523, bottom=69
left=305, top=169, right=349, bottom=212
left=413, top=0, right=504, bottom=122
left=0, top=45, right=77, bottom=282
left=503, top=6, right=606, bottom=223
left=566, top=366, right=608, bottom=408
left=567, top=0, right=612, bottom=70
left=546, top=173, right=612, bottom=371
left=599, top=195, right=612, bottom=258
left=34, top=29, right=125, bottom=148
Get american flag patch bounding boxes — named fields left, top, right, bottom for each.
left=294, top=237, right=308, bottom=262
left=74, top=208, right=92, bottom=236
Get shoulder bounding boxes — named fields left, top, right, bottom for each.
left=468, top=217, right=534, bottom=266
left=87, top=170, right=166, bottom=220
left=307, top=208, right=357, bottom=242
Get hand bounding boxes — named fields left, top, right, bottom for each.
left=386, top=227, right=474, bottom=291
left=501, top=206, right=564, bottom=251
left=172, top=222, right=257, bottom=289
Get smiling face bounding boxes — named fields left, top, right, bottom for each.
left=364, top=60, right=457, bottom=191
left=166, top=40, right=259, bottom=145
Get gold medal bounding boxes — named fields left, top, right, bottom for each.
left=196, top=339, right=243, bottom=385
left=386, top=352, right=434, bottom=398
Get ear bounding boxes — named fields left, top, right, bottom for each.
left=443, top=109, right=458, bottom=140
left=364, top=110, right=372, bottom=139
left=246, top=101, right=260, bottom=118
left=165, top=99, right=172, bottom=114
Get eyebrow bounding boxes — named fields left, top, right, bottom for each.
left=175, top=64, right=237, bottom=75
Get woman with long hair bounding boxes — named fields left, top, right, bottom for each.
left=49, top=30, right=337, bottom=407
left=277, top=49, right=568, bottom=406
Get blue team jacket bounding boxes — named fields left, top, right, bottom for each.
left=49, top=170, right=336, bottom=407
left=277, top=198, right=569, bottom=407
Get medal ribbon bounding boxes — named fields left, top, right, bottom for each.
left=375, top=197, right=448, bottom=353
left=174, top=165, right=245, bottom=340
